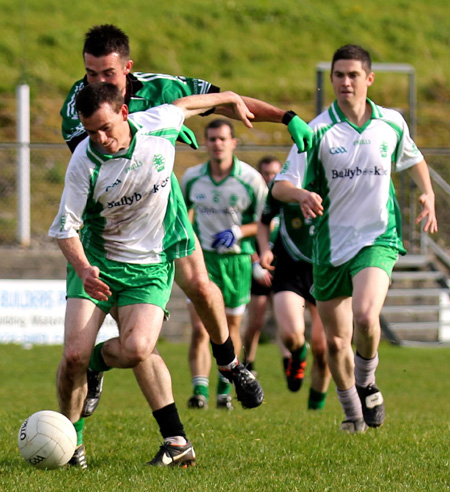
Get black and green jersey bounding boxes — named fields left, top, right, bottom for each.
left=61, top=71, right=219, bottom=151
left=261, top=183, right=314, bottom=263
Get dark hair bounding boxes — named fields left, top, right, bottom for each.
left=83, top=24, right=130, bottom=60
left=205, top=119, right=235, bottom=138
left=257, top=155, right=281, bottom=172
left=76, top=82, right=124, bottom=119
left=331, top=44, right=372, bottom=74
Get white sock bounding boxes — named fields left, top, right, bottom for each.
left=354, top=352, right=378, bottom=388
left=337, top=386, right=363, bottom=421
left=164, top=436, right=188, bottom=445
left=192, top=376, right=209, bottom=389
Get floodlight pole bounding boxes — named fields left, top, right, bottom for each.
left=17, top=84, right=30, bottom=247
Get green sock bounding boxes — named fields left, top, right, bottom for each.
left=217, top=373, right=232, bottom=396
left=89, top=342, right=112, bottom=372
left=194, top=384, right=209, bottom=400
left=299, top=343, right=308, bottom=361
left=308, top=388, right=327, bottom=410
left=73, top=418, right=85, bottom=446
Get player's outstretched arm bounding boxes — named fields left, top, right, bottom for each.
left=272, top=180, right=323, bottom=219
left=216, top=96, right=313, bottom=153
left=407, top=159, right=438, bottom=233
left=57, top=237, right=112, bottom=301
left=173, top=91, right=254, bottom=128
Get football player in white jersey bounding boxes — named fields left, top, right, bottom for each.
left=272, top=45, right=437, bottom=433
left=49, top=83, right=256, bottom=467
left=181, top=120, right=267, bottom=410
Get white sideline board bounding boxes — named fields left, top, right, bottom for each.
left=0, top=279, right=118, bottom=345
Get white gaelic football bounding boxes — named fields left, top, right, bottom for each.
left=18, top=410, right=77, bottom=469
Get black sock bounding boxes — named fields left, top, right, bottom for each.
left=152, top=403, right=186, bottom=440
left=210, top=336, right=235, bottom=366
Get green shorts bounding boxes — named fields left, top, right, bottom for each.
left=312, top=245, right=398, bottom=301
left=203, top=251, right=252, bottom=309
left=66, top=250, right=175, bottom=315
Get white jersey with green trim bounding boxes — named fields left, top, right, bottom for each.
left=276, top=99, right=423, bottom=267
left=181, top=157, right=267, bottom=255
left=49, top=104, right=186, bottom=264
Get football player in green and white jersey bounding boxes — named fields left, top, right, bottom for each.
left=60, top=25, right=311, bottom=437
left=50, top=82, right=255, bottom=467
left=181, top=119, right=267, bottom=410
left=273, top=44, right=437, bottom=433
left=258, top=178, right=331, bottom=411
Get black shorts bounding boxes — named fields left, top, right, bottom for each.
left=272, top=245, right=315, bottom=305
left=250, top=277, right=272, bottom=297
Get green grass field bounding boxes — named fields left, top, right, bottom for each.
left=0, top=341, right=449, bottom=491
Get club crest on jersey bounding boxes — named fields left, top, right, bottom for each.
left=291, top=217, right=303, bottom=229
left=229, top=194, right=238, bottom=207
left=152, top=154, right=165, bottom=171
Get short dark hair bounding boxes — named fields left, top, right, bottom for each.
left=331, top=44, right=372, bottom=74
left=83, top=24, right=130, bottom=60
left=76, top=82, right=124, bottom=119
left=257, top=155, right=281, bottom=172
left=205, top=119, right=235, bottom=138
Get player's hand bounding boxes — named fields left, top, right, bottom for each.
left=224, top=92, right=255, bottom=128
left=211, top=225, right=243, bottom=250
left=299, top=190, right=323, bottom=219
left=81, top=266, right=111, bottom=301
left=177, top=125, right=199, bottom=150
left=252, top=261, right=273, bottom=287
left=416, top=192, right=438, bottom=233
left=259, top=249, right=275, bottom=271
left=283, top=111, right=313, bottom=153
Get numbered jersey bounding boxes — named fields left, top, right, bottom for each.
left=181, top=157, right=267, bottom=255
left=277, top=99, right=422, bottom=266
left=49, top=104, right=192, bottom=264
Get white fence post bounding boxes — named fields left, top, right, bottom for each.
left=17, top=84, right=30, bottom=247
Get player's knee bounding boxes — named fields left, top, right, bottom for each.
left=353, top=310, right=379, bottom=335
left=62, top=349, right=89, bottom=375
left=182, top=277, right=211, bottom=304
left=123, top=345, right=149, bottom=366
left=326, top=336, right=346, bottom=356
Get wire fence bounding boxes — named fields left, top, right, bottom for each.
left=0, top=143, right=449, bottom=256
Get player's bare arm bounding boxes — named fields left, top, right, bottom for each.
left=272, top=180, right=323, bottom=219
left=215, top=96, right=313, bottom=153
left=257, top=221, right=275, bottom=272
left=57, top=237, right=112, bottom=301
left=173, top=91, right=254, bottom=128
left=407, top=159, right=438, bottom=233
